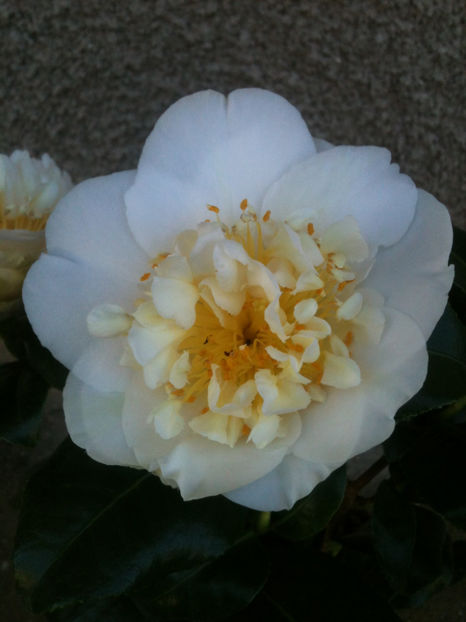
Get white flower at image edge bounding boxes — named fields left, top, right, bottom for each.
left=23, top=90, right=453, bottom=511
left=0, top=150, right=72, bottom=315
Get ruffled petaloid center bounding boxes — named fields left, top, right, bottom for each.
left=0, top=151, right=72, bottom=231
left=88, top=202, right=386, bottom=450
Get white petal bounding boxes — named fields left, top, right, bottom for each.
left=248, top=413, right=281, bottom=449
left=293, top=270, right=323, bottom=294
left=208, top=366, right=257, bottom=414
left=128, top=322, right=184, bottom=366
left=23, top=254, right=139, bottom=371
left=189, top=412, right=243, bottom=448
left=363, top=190, right=453, bottom=339
left=46, top=171, right=148, bottom=280
left=255, top=369, right=311, bottom=415
left=126, top=89, right=315, bottom=255
left=152, top=276, right=198, bottom=330
left=337, top=292, right=363, bottom=320
left=267, top=257, right=296, bottom=289
left=143, top=347, right=178, bottom=389
left=330, top=334, right=350, bottom=358
left=225, top=455, right=331, bottom=511
left=291, top=333, right=320, bottom=363
left=308, top=384, right=326, bottom=402
left=320, top=216, right=369, bottom=262
left=304, top=317, right=332, bottom=339
left=122, top=376, right=181, bottom=471
left=200, top=276, right=245, bottom=315
left=156, top=255, right=192, bottom=280
left=294, top=298, right=318, bottom=323
left=151, top=400, right=185, bottom=439
left=294, top=307, right=428, bottom=466
left=213, top=240, right=249, bottom=291
left=321, top=352, right=361, bottom=389
left=352, top=304, right=386, bottom=344
left=72, top=337, right=131, bottom=393
left=264, top=146, right=417, bottom=249
left=157, top=412, right=302, bottom=500
left=87, top=304, right=132, bottom=337
left=169, top=350, right=191, bottom=389
left=247, top=260, right=280, bottom=302
left=63, top=373, right=138, bottom=467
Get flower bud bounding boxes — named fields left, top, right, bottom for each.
left=0, top=150, right=72, bottom=315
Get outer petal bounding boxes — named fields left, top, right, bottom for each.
left=122, top=373, right=304, bottom=500
left=225, top=455, right=330, bottom=511
left=121, top=375, right=180, bottom=472
left=23, top=254, right=140, bottom=371
left=157, top=412, right=302, bottom=500
left=63, top=373, right=138, bottom=467
left=126, top=89, right=316, bottom=255
left=71, top=337, right=131, bottom=393
left=45, top=171, right=148, bottom=281
left=364, top=190, right=454, bottom=339
left=263, top=146, right=417, bottom=250
left=293, top=307, right=428, bottom=466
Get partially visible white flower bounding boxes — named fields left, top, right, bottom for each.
left=0, top=150, right=72, bottom=315
left=23, top=89, right=453, bottom=511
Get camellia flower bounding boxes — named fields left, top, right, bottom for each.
left=0, top=150, right=72, bottom=315
left=23, top=90, right=453, bottom=511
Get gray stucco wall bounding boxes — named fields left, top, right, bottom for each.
left=1, top=0, right=464, bottom=227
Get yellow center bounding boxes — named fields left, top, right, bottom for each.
left=0, top=200, right=48, bottom=231
left=146, top=203, right=356, bottom=408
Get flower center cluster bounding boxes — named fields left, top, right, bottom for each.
left=0, top=201, right=48, bottom=231
left=88, top=202, right=385, bottom=449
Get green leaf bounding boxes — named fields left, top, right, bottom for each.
left=229, top=546, right=401, bottom=622
left=0, top=312, right=67, bottom=389
left=392, top=506, right=452, bottom=608
left=450, top=226, right=466, bottom=321
left=372, top=481, right=416, bottom=592
left=131, top=538, right=269, bottom=621
left=271, top=466, right=347, bottom=541
left=396, top=305, right=466, bottom=420
left=389, top=420, right=466, bottom=528
left=47, top=597, right=146, bottom=622
left=15, top=440, right=252, bottom=614
left=0, top=361, right=49, bottom=445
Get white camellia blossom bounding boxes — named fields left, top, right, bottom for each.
left=0, top=150, right=72, bottom=315
left=23, top=90, right=453, bottom=511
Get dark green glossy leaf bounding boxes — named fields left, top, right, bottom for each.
left=132, top=538, right=269, bottom=621
left=389, top=421, right=466, bottom=528
left=450, top=226, right=466, bottom=321
left=396, top=305, right=466, bottom=420
left=15, top=440, right=251, bottom=613
left=0, top=361, right=48, bottom=445
left=229, top=545, right=401, bottom=622
left=0, top=312, right=67, bottom=389
left=392, top=506, right=452, bottom=608
left=428, top=304, right=466, bottom=363
left=47, top=597, right=146, bottom=622
left=271, top=466, right=346, bottom=541
left=372, top=481, right=416, bottom=592
left=383, top=421, right=417, bottom=463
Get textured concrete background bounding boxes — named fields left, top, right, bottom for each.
left=0, top=1, right=465, bottom=621
left=0, top=0, right=465, bottom=226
